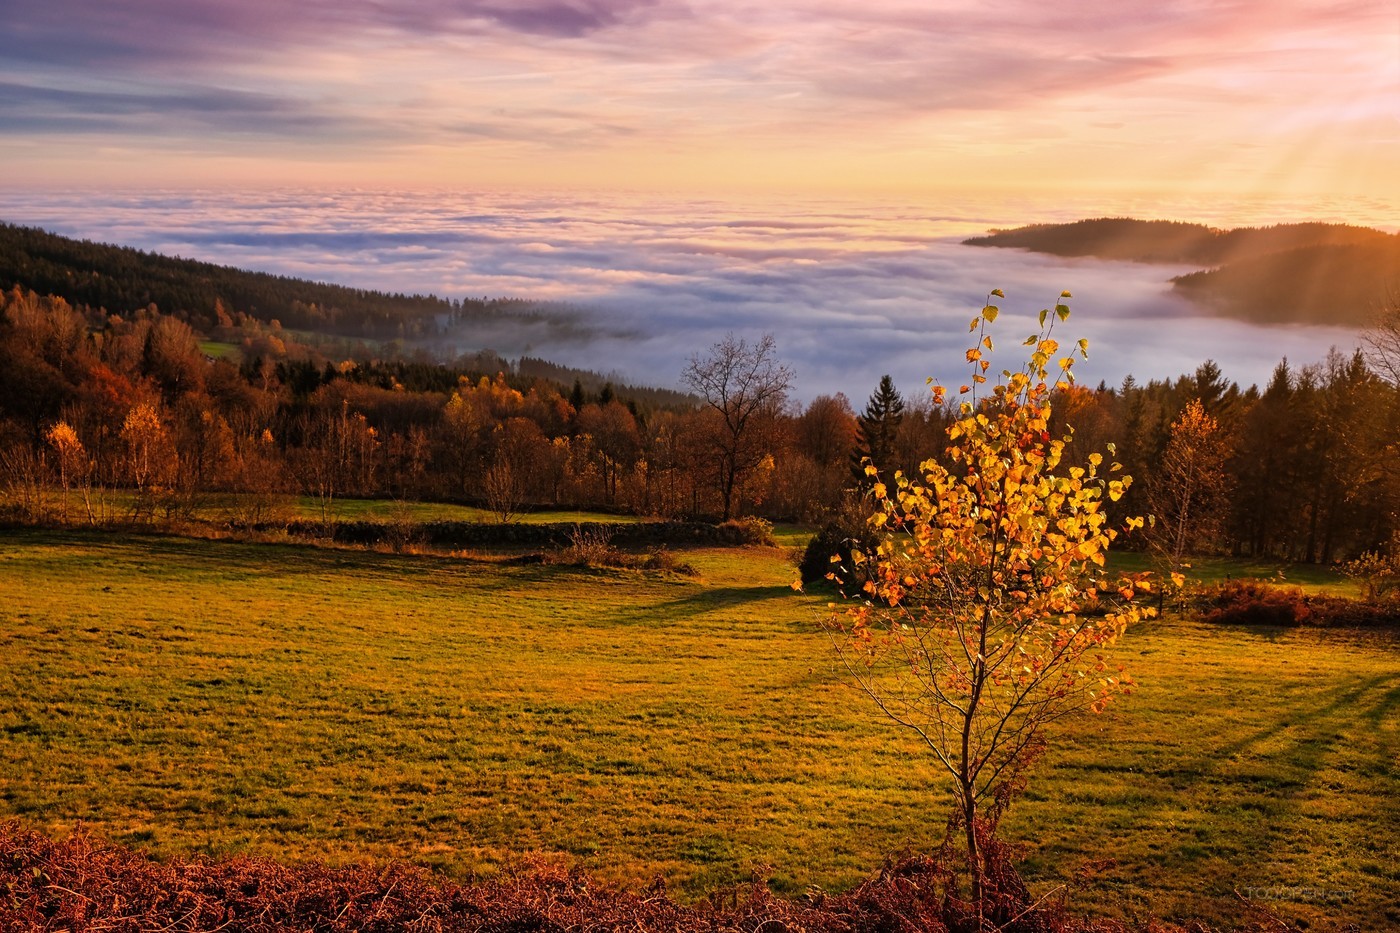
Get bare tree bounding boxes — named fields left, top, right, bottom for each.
left=1363, top=294, right=1400, bottom=386
left=681, top=333, right=793, bottom=520
left=483, top=455, right=526, bottom=523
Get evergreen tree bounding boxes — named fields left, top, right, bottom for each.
left=851, top=374, right=904, bottom=484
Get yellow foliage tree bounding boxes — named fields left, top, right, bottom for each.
left=826, top=291, right=1154, bottom=911
left=1145, top=398, right=1234, bottom=594
left=44, top=421, right=88, bottom=522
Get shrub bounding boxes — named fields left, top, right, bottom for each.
left=799, top=516, right=875, bottom=593
left=1196, top=580, right=1400, bottom=629
left=1198, top=580, right=1311, bottom=627
left=639, top=546, right=699, bottom=577
left=1340, top=547, right=1400, bottom=601
left=548, top=531, right=698, bottom=577
left=715, top=515, right=777, bottom=547
left=558, top=525, right=622, bottom=565
left=1303, top=594, right=1400, bottom=628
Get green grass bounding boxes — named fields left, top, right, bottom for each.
left=770, top=522, right=815, bottom=551
left=46, top=490, right=640, bottom=526
left=198, top=341, right=241, bottom=361
left=282, top=497, right=642, bottom=525
left=1108, top=550, right=1360, bottom=596
left=0, top=528, right=1394, bottom=929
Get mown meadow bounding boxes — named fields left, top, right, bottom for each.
left=1, top=526, right=1395, bottom=929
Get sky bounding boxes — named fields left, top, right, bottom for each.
left=0, top=2, right=1394, bottom=400
left=2, top=0, right=1397, bottom=199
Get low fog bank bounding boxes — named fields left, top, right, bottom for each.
left=0, top=188, right=1372, bottom=401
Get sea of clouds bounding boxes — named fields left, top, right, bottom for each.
left=0, top=187, right=1385, bottom=404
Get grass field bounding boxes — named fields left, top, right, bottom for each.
left=280, top=497, right=644, bottom=525
left=1107, top=550, right=1363, bottom=596
left=46, top=490, right=642, bottom=527
left=1, top=528, right=1394, bottom=928
left=197, top=341, right=241, bottom=361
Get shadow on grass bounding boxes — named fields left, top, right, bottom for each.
left=603, top=584, right=801, bottom=627
left=1138, top=670, right=1398, bottom=917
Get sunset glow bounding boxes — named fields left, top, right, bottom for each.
left=3, top=1, right=1396, bottom=201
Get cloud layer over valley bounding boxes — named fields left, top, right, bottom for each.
left=0, top=189, right=1377, bottom=402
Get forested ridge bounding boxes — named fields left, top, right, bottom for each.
left=0, top=220, right=571, bottom=339
left=964, top=218, right=1400, bottom=326
left=2, top=284, right=1396, bottom=564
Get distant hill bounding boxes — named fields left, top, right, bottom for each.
left=1172, top=241, right=1400, bottom=327
left=0, top=221, right=577, bottom=340
left=0, top=220, right=697, bottom=408
left=964, top=218, right=1399, bottom=326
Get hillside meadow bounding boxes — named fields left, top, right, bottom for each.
left=1, top=527, right=1395, bottom=929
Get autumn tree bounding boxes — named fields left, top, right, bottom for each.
left=45, top=421, right=91, bottom=523
left=824, top=292, right=1152, bottom=916
left=1144, top=398, right=1234, bottom=589
left=121, top=402, right=174, bottom=493
left=797, top=393, right=857, bottom=469
left=290, top=401, right=378, bottom=524
left=681, top=333, right=792, bottom=520
left=637, top=409, right=694, bottom=518
left=786, top=393, right=857, bottom=520
left=576, top=401, right=640, bottom=506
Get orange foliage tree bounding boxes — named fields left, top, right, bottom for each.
left=44, top=420, right=91, bottom=523
left=824, top=292, right=1153, bottom=912
left=1144, top=398, right=1234, bottom=592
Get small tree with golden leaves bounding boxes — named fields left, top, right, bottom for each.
left=1144, top=398, right=1233, bottom=603
left=45, top=421, right=92, bottom=524
left=826, top=291, right=1153, bottom=912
